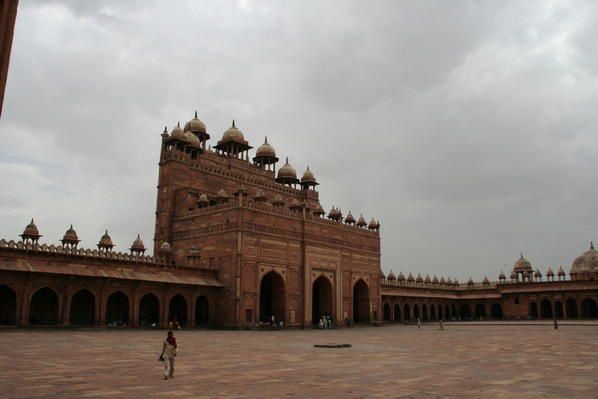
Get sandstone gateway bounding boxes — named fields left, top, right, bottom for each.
left=0, top=113, right=596, bottom=328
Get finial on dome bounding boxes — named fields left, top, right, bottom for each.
left=520, top=252, right=524, bottom=259
left=194, top=110, right=198, bottom=118
left=177, top=121, right=180, bottom=127
left=264, top=136, right=268, bottom=144
left=591, top=241, right=595, bottom=250
left=232, top=119, right=236, bottom=128
left=163, top=126, right=167, bottom=133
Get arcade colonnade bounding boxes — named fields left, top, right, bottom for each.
left=382, top=297, right=505, bottom=322
left=528, top=295, right=598, bottom=320
left=0, top=279, right=215, bottom=327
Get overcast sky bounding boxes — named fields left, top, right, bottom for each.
left=1, top=0, right=597, bottom=281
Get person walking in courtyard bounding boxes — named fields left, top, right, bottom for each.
left=417, top=318, right=422, bottom=329
left=160, top=330, right=177, bottom=380
left=439, top=319, right=444, bottom=330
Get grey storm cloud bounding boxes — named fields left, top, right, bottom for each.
left=1, top=0, right=597, bottom=281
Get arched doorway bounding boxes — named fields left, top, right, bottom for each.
left=195, top=295, right=209, bottom=326
left=430, top=304, right=436, bottom=320
left=383, top=303, right=391, bottom=322
left=460, top=304, right=470, bottom=320
left=312, top=276, right=333, bottom=324
left=530, top=302, right=538, bottom=319
left=70, top=289, right=95, bottom=326
left=139, top=293, right=160, bottom=326
left=394, top=304, right=401, bottom=322
left=581, top=298, right=598, bottom=318
left=403, top=303, right=410, bottom=321
left=352, top=279, right=370, bottom=323
left=169, top=294, right=188, bottom=326
left=413, top=304, right=420, bottom=320
left=29, top=287, right=59, bottom=325
left=438, top=304, right=443, bottom=320
left=445, top=304, right=450, bottom=319
left=491, top=303, right=503, bottom=319
left=555, top=301, right=564, bottom=319
left=260, top=271, right=286, bottom=322
left=566, top=298, right=578, bottom=319
left=106, top=291, right=129, bottom=326
left=0, top=285, right=16, bottom=325
left=422, top=304, right=428, bottom=321
left=540, top=299, right=552, bottom=319
left=452, top=305, right=457, bottom=318
left=475, top=304, right=486, bottom=319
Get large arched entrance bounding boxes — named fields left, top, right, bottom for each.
left=540, top=299, right=552, bottom=319
left=106, top=291, right=129, bottom=326
left=491, top=303, right=503, bottom=319
left=169, top=294, right=188, bottom=326
left=460, top=304, right=470, bottom=320
left=312, top=276, right=333, bottom=324
left=581, top=298, right=598, bottom=318
left=260, top=271, right=286, bottom=322
left=566, top=298, right=578, bottom=318
left=0, top=285, right=16, bottom=325
left=394, top=304, right=401, bottom=322
left=195, top=295, right=209, bottom=326
left=413, top=304, right=420, bottom=320
left=403, top=303, right=410, bottom=321
left=530, top=302, right=538, bottom=319
left=70, top=289, right=95, bottom=326
left=383, top=303, right=391, bottom=322
left=139, top=293, right=160, bottom=326
left=475, top=304, right=486, bottom=319
left=29, top=287, right=59, bottom=325
left=352, top=279, right=369, bottom=323
left=430, top=304, right=436, bottom=320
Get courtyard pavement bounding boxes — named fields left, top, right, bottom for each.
left=0, top=322, right=597, bottom=398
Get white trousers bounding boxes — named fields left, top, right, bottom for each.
left=164, top=357, right=175, bottom=377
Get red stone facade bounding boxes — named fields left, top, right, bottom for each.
left=0, top=0, right=18, bottom=117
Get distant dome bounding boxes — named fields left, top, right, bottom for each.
left=424, top=274, right=431, bottom=283
left=312, top=203, right=325, bottom=216
left=467, top=277, right=474, bottom=285
left=21, top=218, right=41, bottom=240
left=130, top=234, right=145, bottom=253
left=159, top=241, right=172, bottom=253
left=216, top=188, right=229, bottom=201
left=397, top=272, right=405, bottom=281
left=534, top=269, right=542, bottom=278
left=184, top=131, right=200, bottom=145
left=255, top=137, right=276, bottom=158
left=387, top=270, right=396, bottom=280
left=557, top=266, right=566, bottom=276
left=482, top=276, right=490, bottom=285
left=221, top=120, right=246, bottom=144
left=184, top=111, right=207, bottom=135
left=432, top=275, right=439, bottom=284
left=277, top=157, right=297, bottom=180
left=498, top=271, right=506, bottom=280
left=546, top=267, right=554, bottom=277
left=345, top=212, right=356, bottom=224
left=300, top=166, right=318, bottom=186
left=513, top=253, right=533, bottom=272
left=62, top=224, right=79, bottom=245
left=416, top=273, right=423, bottom=283
left=570, top=242, right=598, bottom=275
left=170, top=122, right=186, bottom=140
left=198, top=193, right=209, bottom=204
left=356, top=215, right=367, bottom=227
left=368, top=218, right=377, bottom=230
left=407, top=272, right=414, bottom=282
left=98, top=229, right=114, bottom=249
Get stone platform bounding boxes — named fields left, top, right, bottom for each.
left=0, top=322, right=597, bottom=398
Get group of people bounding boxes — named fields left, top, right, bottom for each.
left=415, top=317, right=445, bottom=330
left=318, top=315, right=333, bottom=329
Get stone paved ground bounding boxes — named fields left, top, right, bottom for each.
left=0, top=322, right=597, bottom=398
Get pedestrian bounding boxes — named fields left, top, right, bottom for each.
left=160, top=330, right=177, bottom=380
left=417, top=318, right=422, bottom=329
left=271, top=314, right=276, bottom=326
left=554, top=319, right=558, bottom=329
left=439, top=320, right=444, bottom=330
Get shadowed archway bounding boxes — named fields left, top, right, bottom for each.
left=540, top=299, right=552, bottom=319
left=169, top=294, right=188, bottom=326
left=582, top=298, right=598, bottom=318
left=394, top=304, right=401, bottom=322
left=0, top=285, right=16, bottom=325
left=530, top=302, right=538, bottom=319
left=352, top=279, right=370, bottom=323
left=260, top=271, right=286, bottom=322
left=195, top=295, right=209, bottom=326
left=30, top=287, right=59, bottom=325
left=459, top=304, right=470, bottom=320
left=70, top=289, right=95, bottom=326
left=383, top=303, right=391, bottom=321
left=491, top=303, right=503, bottom=319
left=403, top=303, right=410, bottom=321
left=312, top=276, right=333, bottom=324
left=139, top=293, right=160, bottom=326
left=566, top=298, right=577, bottom=319
left=106, top=291, right=129, bottom=326
left=555, top=301, right=564, bottom=319
left=475, top=304, right=486, bottom=319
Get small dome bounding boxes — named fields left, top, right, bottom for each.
left=534, top=269, right=542, bottom=278
left=453, top=278, right=460, bottom=285
left=407, top=272, right=414, bottom=282
left=345, top=212, right=356, bottom=224
left=557, top=266, right=565, bottom=276
left=513, top=253, right=533, bottom=272
left=289, top=198, right=302, bottom=210
left=198, top=193, right=209, bottom=204
left=184, top=131, right=200, bottom=144
left=546, top=267, right=554, bottom=276
left=499, top=271, right=506, bottom=280
left=255, top=137, right=276, bottom=159
left=21, top=218, right=41, bottom=240
left=416, top=273, right=423, bottom=283
left=424, top=274, right=431, bottom=283
left=387, top=270, right=396, bottom=280
left=570, top=242, right=598, bottom=275
left=171, top=122, right=186, bottom=140
left=368, top=218, right=377, bottom=230
left=312, top=204, right=325, bottom=216
left=221, top=120, right=246, bottom=144
left=467, top=277, right=474, bottom=285
left=277, top=157, right=297, bottom=180
left=158, top=241, right=172, bottom=253
left=254, top=190, right=267, bottom=202
left=356, top=215, right=367, bottom=227
left=301, top=166, right=317, bottom=185
left=272, top=194, right=285, bottom=206
left=98, top=229, right=114, bottom=249
left=439, top=276, right=446, bottom=284
left=62, top=224, right=79, bottom=244
left=184, top=111, right=207, bottom=134
left=397, top=272, right=406, bottom=281
left=447, top=277, right=453, bottom=285
left=216, top=188, right=228, bottom=201
left=130, top=234, right=145, bottom=252
left=432, top=275, right=439, bottom=284
left=482, top=276, right=490, bottom=285
left=510, top=271, right=517, bottom=279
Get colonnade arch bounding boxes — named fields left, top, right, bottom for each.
left=566, top=298, right=578, bottom=318
left=540, top=299, right=553, bottom=319
left=106, top=291, right=129, bottom=326
left=352, top=279, right=370, bottom=323
left=195, top=295, right=209, bottom=326
left=30, top=287, right=59, bottom=325
left=259, top=271, right=286, bottom=322
left=383, top=303, right=391, bottom=321
left=70, top=289, right=95, bottom=326
left=139, top=293, right=160, bottom=326
left=312, top=276, right=333, bottom=324
left=168, top=294, right=188, bottom=326
left=582, top=298, right=598, bottom=318
left=0, top=285, right=17, bottom=325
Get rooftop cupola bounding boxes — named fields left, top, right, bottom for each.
left=356, top=214, right=367, bottom=227
left=300, top=166, right=319, bottom=190
left=344, top=211, right=356, bottom=225
left=130, top=234, right=145, bottom=255
left=214, top=120, right=253, bottom=160
left=312, top=203, right=325, bottom=217
left=253, top=137, right=278, bottom=171
left=184, top=111, right=210, bottom=149
left=20, top=218, right=42, bottom=244
left=97, top=230, right=114, bottom=252
left=61, top=224, right=80, bottom=248
left=275, top=157, right=299, bottom=187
